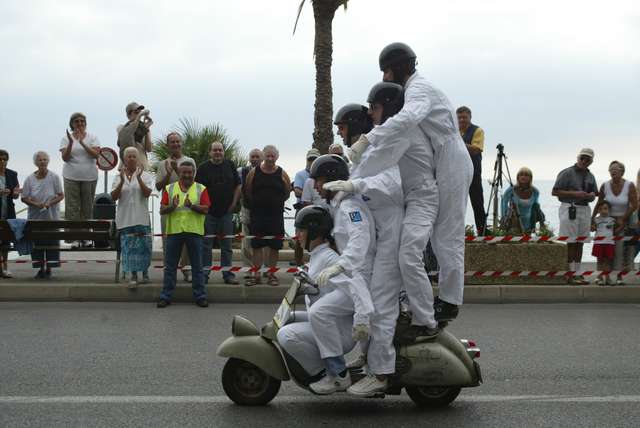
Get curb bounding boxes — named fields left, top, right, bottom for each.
left=1, top=284, right=639, bottom=303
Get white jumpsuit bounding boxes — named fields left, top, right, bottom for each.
left=365, top=72, right=473, bottom=306
left=353, top=126, right=439, bottom=328
left=276, top=243, right=357, bottom=376
left=308, top=194, right=377, bottom=359
left=349, top=144, right=405, bottom=375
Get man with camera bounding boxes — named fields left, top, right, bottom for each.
left=552, top=148, right=598, bottom=284
left=117, top=102, right=153, bottom=170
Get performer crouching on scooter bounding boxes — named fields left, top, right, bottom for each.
left=328, top=100, right=406, bottom=396
left=277, top=205, right=371, bottom=394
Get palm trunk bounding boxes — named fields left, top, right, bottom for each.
left=312, top=1, right=339, bottom=154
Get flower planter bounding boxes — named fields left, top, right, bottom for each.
left=464, top=241, right=568, bottom=284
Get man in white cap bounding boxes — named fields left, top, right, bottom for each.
left=552, top=148, right=598, bottom=284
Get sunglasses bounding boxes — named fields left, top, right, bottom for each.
left=578, top=156, right=592, bottom=162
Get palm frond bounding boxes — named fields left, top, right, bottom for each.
left=151, top=117, right=248, bottom=170
left=292, top=0, right=306, bottom=35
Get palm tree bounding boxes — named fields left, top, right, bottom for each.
left=151, top=118, right=247, bottom=169
left=294, top=0, right=349, bottom=154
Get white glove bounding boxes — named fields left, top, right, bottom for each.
left=352, top=324, right=370, bottom=341
left=323, top=180, right=355, bottom=194
left=316, top=264, right=345, bottom=287
left=348, top=135, right=369, bottom=164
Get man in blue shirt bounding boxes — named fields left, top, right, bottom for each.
left=292, top=149, right=320, bottom=265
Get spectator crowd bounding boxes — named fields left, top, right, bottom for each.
left=1, top=101, right=639, bottom=301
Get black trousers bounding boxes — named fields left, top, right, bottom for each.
left=469, top=155, right=486, bottom=235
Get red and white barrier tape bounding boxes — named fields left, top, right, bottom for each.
left=465, top=235, right=640, bottom=243
left=149, top=233, right=640, bottom=243
left=462, top=270, right=640, bottom=278
left=4, top=259, right=640, bottom=278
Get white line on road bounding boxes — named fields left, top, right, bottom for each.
left=2, top=395, right=640, bottom=404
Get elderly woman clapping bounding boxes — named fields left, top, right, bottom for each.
left=21, top=151, right=64, bottom=279
left=60, top=112, right=100, bottom=248
left=111, top=147, right=154, bottom=287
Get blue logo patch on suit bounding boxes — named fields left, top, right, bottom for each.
left=349, top=211, right=362, bottom=223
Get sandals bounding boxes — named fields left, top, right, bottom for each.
left=245, top=275, right=262, bottom=287
left=267, top=273, right=279, bottom=287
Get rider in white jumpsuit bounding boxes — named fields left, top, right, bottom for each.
left=350, top=43, right=473, bottom=324
left=277, top=205, right=372, bottom=394
left=326, top=102, right=407, bottom=395
left=276, top=241, right=355, bottom=377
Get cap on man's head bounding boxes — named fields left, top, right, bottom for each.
left=578, top=148, right=594, bottom=159
left=126, top=102, right=145, bottom=115
left=306, top=148, right=321, bottom=160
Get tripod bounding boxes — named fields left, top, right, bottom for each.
left=485, top=144, right=515, bottom=233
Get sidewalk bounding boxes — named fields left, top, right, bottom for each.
left=1, top=252, right=639, bottom=303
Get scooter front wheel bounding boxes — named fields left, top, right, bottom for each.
left=405, top=386, right=461, bottom=408
left=222, top=358, right=281, bottom=406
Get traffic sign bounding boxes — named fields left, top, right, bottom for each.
left=97, top=147, right=118, bottom=171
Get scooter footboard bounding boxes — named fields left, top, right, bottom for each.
left=395, top=330, right=480, bottom=387
left=217, top=336, right=290, bottom=381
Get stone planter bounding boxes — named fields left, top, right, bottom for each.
left=464, top=241, right=568, bottom=284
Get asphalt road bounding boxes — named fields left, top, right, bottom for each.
left=1, top=302, right=640, bottom=427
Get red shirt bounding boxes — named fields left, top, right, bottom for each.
left=161, top=182, right=211, bottom=208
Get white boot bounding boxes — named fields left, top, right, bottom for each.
left=347, top=374, right=387, bottom=397
left=346, top=353, right=367, bottom=369
left=309, top=371, right=351, bottom=395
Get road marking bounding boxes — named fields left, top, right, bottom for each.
left=2, top=394, right=640, bottom=404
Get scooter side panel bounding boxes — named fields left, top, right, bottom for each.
left=217, top=336, right=291, bottom=381
left=396, top=330, right=480, bottom=387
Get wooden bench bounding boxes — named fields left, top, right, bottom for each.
left=0, top=220, right=121, bottom=282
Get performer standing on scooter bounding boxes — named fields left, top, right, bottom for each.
left=349, top=42, right=473, bottom=330
left=328, top=98, right=408, bottom=397
left=331, top=83, right=440, bottom=344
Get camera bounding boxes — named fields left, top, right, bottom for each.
left=569, top=204, right=577, bottom=220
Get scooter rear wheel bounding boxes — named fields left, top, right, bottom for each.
left=222, top=358, right=281, bottom=406
left=405, top=386, right=461, bottom=408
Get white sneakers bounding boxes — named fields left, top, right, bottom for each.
left=309, top=371, right=351, bottom=395
left=347, top=374, right=388, bottom=397
left=309, top=371, right=388, bottom=397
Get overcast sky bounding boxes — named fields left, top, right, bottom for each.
left=1, top=0, right=639, bottom=190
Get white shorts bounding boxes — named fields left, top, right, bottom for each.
left=558, top=203, right=591, bottom=239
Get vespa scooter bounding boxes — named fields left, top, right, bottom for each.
left=217, top=272, right=482, bottom=407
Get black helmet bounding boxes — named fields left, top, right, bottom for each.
left=309, top=154, right=350, bottom=181
left=334, top=103, right=373, bottom=147
left=379, top=42, right=416, bottom=71
left=367, top=82, right=404, bottom=123
left=294, top=205, right=333, bottom=243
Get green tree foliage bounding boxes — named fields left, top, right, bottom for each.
left=151, top=118, right=248, bottom=169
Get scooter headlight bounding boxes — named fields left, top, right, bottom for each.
left=232, top=315, right=260, bottom=336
